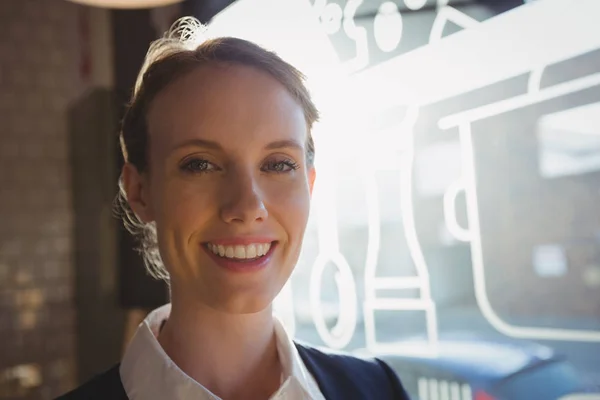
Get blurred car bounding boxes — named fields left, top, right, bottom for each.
left=358, top=333, right=598, bottom=400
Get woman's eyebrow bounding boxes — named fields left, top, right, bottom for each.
left=170, top=138, right=223, bottom=153
left=168, top=138, right=303, bottom=154
left=265, top=139, right=303, bottom=151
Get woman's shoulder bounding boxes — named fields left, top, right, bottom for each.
left=294, top=342, right=410, bottom=400
left=54, top=364, right=127, bottom=400
left=295, top=341, right=385, bottom=371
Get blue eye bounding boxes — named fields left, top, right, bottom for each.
left=181, top=158, right=217, bottom=173
left=263, top=160, right=299, bottom=173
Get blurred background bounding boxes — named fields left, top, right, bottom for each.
left=1, top=0, right=599, bottom=399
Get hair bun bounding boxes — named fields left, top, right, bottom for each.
left=167, top=16, right=208, bottom=48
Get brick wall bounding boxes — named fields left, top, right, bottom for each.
left=0, top=1, right=81, bottom=398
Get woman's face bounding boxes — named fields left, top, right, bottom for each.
left=126, top=64, right=315, bottom=314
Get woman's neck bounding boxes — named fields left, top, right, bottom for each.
left=157, top=299, right=281, bottom=400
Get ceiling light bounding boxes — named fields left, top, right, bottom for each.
left=66, top=0, right=183, bottom=9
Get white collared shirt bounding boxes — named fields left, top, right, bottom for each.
left=120, top=304, right=326, bottom=400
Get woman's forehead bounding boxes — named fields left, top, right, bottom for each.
left=146, top=64, right=307, bottom=153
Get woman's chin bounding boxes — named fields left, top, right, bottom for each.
left=204, top=291, right=277, bottom=315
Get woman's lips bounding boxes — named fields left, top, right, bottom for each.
left=203, top=241, right=277, bottom=273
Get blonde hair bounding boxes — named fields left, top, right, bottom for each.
left=115, top=17, right=319, bottom=281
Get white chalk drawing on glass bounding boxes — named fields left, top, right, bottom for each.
left=346, top=0, right=600, bottom=343
left=308, top=147, right=359, bottom=350
left=362, top=106, right=439, bottom=356
left=438, top=71, right=600, bottom=342
left=537, top=102, right=600, bottom=179
left=373, top=2, right=403, bottom=53
left=298, top=0, right=483, bottom=354
left=429, top=3, right=478, bottom=44
left=341, top=0, right=369, bottom=73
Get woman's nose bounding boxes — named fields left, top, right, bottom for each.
left=219, top=171, right=268, bottom=225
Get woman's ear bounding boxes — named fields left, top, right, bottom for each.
left=308, top=167, right=316, bottom=196
left=122, top=163, right=154, bottom=222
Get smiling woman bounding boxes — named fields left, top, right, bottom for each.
left=57, top=17, right=409, bottom=400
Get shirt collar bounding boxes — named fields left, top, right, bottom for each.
left=272, top=314, right=323, bottom=398
left=120, top=304, right=324, bottom=400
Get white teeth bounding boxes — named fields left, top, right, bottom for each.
left=261, top=243, right=272, bottom=256
left=246, top=244, right=257, bottom=258
left=208, top=242, right=272, bottom=260
left=234, top=246, right=245, bottom=259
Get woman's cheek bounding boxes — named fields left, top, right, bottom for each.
left=162, top=180, right=213, bottom=224
left=265, top=179, right=311, bottom=222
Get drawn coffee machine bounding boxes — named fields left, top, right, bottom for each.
left=331, top=0, right=600, bottom=350
left=439, top=70, right=600, bottom=343
left=278, top=0, right=600, bottom=351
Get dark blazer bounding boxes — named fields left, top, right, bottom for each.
left=57, top=342, right=410, bottom=400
